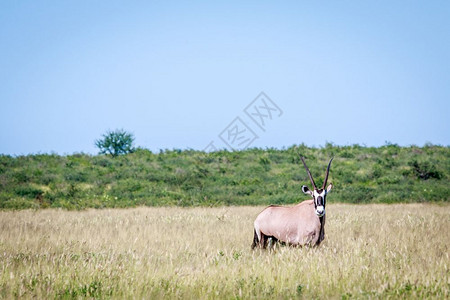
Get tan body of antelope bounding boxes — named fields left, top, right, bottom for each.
left=252, top=157, right=333, bottom=249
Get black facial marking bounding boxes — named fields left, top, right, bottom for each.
left=317, top=196, right=323, bottom=206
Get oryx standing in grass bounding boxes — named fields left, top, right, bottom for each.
left=252, top=156, right=333, bottom=249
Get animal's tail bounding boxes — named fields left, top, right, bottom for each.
left=251, top=229, right=259, bottom=249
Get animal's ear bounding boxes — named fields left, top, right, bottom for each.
left=302, top=185, right=312, bottom=195
left=326, top=183, right=333, bottom=193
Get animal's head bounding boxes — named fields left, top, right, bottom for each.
left=300, top=156, right=333, bottom=217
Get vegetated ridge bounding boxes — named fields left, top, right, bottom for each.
left=0, top=144, right=448, bottom=209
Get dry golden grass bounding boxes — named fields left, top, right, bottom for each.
left=0, top=204, right=448, bottom=299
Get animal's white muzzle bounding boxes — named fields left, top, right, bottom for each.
left=315, top=206, right=325, bottom=217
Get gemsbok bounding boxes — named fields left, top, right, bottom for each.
left=251, top=156, right=333, bottom=249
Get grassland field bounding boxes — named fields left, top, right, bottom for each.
left=0, top=204, right=448, bottom=299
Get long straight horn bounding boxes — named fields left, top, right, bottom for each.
left=300, top=155, right=317, bottom=189
left=322, top=157, right=334, bottom=189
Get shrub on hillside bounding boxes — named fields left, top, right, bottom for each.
left=408, top=159, right=442, bottom=180
left=95, top=129, right=135, bottom=157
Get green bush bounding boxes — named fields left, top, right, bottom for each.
left=408, top=159, right=442, bottom=180
left=95, top=129, right=135, bottom=157
left=14, top=185, right=43, bottom=198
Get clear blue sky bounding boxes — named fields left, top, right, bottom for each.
left=1, top=1, right=449, bottom=155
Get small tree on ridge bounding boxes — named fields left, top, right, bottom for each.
left=95, top=129, right=135, bottom=157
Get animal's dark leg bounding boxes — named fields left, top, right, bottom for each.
left=258, top=233, right=265, bottom=249
left=261, top=233, right=270, bottom=249
left=269, top=237, right=279, bottom=249
left=251, top=229, right=259, bottom=249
